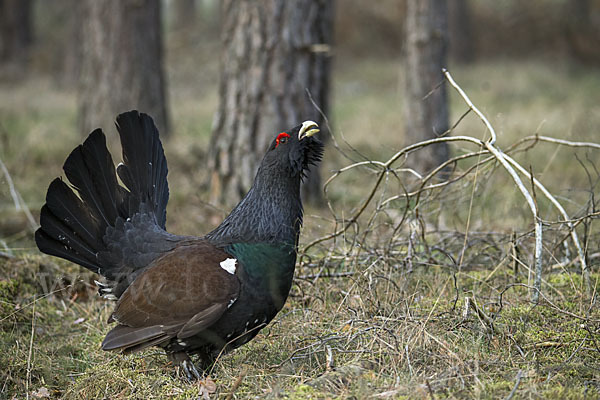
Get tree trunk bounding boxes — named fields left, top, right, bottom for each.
left=0, top=0, right=33, bottom=77
left=404, top=0, right=449, bottom=176
left=208, top=0, right=333, bottom=206
left=448, top=0, right=474, bottom=63
left=78, top=0, right=169, bottom=135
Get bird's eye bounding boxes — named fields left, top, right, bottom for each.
left=275, top=132, right=290, bottom=148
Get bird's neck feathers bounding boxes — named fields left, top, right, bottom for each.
left=207, top=167, right=303, bottom=246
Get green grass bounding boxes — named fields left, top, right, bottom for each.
left=1, top=57, right=600, bottom=398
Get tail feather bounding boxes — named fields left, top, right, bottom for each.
left=79, top=129, right=123, bottom=223
left=62, top=133, right=116, bottom=228
left=37, top=206, right=99, bottom=269
left=35, top=229, right=99, bottom=271
left=44, top=178, right=99, bottom=245
left=116, top=113, right=169, bottom=228
left=35, top=110, right=172, bottom=282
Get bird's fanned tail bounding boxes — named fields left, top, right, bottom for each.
left=35, top=111, right=176, bottom=285
left=115, top=112, right=169, bottom=228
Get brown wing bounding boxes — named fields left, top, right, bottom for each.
left=101, top=240, right=239, bottom=353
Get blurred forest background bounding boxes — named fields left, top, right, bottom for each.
left=1, top=0, right=599, bottom=233
left=2, top=0, right=600, bottom=399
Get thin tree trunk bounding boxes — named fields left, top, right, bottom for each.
left=209, top=0, right=333, bottom=206
left=404, top=0, right=449, bottom=175
left=78, top=0, right=169, bottom=135
left=0, top=0, right=33, bottom=77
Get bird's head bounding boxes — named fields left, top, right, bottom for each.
left=260, top=121, right=324, bottom=179
left=208, top=121, right=324, bottom=244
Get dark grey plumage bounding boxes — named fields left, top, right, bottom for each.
left=35, top=111, right=323, bottom=376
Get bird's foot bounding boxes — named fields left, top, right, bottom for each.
left=182, top=359, right=202, bottom=381
left=169, top=351, right=203, bottom=381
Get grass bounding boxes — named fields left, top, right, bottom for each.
left=1, top=56, right=600, bottom=398
left=2, top=254, right=599, bottom=398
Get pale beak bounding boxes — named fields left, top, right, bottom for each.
left=298, top=120, right=319, bottom=140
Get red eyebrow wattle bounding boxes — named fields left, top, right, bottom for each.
left=275, top=132, right=290, bottom=147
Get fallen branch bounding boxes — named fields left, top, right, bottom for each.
left=301, top=68, right=599, bottom=305
left=504, top=369, right=523, bottom=400
left=443, top=69, right=543, bottom=302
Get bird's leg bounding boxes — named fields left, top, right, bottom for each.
left=182, top=359, right=202, bottom=381
left=168, top=351, right=202, bottom=381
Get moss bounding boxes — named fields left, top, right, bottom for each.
left=62, top=356, right=198, bottom=400
left=0, top=278, right=19, bottom=315
left=540, top=384, right=593, bottom=400
left=483, top=378, right=515, bottom=395
left=287, top=384, right=330, bottom=400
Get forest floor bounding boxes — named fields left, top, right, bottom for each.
left=1, top=57, right=600, bottom=399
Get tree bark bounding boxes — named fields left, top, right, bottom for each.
left=404, top=0, right=450, bottom=176
left=208, top=0, right=333, bottom=206
left=0, top=0, right=33, bottom=77
left=78, top=0, right=169, bottom=135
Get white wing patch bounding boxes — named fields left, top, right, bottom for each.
left=220, top=258, right=237, bottom=274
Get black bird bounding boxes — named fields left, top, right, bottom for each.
left=35, top=110, right=323, bottom=378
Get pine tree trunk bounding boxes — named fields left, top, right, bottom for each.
left=0, top=0, right=33, bottom=78
left=78, top=0, right=169, bottom=135
left=208, top=0, right=333, bottom=206
left=404, top=0, right=449, bottom=175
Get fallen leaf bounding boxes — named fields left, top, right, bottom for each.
left=198, top=376, right=217, bottom=399
left=31, top=387, right=50, bottom=399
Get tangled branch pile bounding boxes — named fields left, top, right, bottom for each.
left=283, top=70, right=600, bottom=397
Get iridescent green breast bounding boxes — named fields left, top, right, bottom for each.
left=226, top=242, right=297, bottom=309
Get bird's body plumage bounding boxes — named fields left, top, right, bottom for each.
left=35, top=111, right=322, bottom=373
